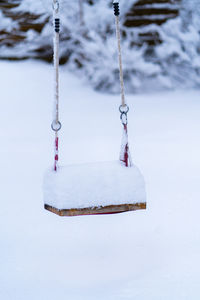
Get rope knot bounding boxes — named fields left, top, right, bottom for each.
left=54, top=18, right=60, bottom=33
left=113, top=2, right=120, bottom=16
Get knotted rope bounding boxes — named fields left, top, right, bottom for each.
left=113, top=1, right=132, bottom=167
left=52, top=0, right=61, bottom=171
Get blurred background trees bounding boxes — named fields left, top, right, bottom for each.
left=0, top=0, right=200, bottom=92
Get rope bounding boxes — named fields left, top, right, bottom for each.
left=119, top=124, right=133, bottom=167
left=52, top=0, right=61, bottom=171
left=79, top=0, right=84, bottom=26
left=113, top=1, right=132, bottom=167
left=54, top=21, right=59, bottom=124
left=115, top=15, right=125, bottom=107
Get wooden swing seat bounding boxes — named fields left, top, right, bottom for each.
left=44, top=202, right=146, bottom=216
left=43, top=161, right=146, bottom=217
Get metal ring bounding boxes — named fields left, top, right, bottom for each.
left=119, top=104, right=129, bottom=114
left=51, top=121, right=61, bottom=132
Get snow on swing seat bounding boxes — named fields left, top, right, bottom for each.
left=43, top=161, right=146, bottom=216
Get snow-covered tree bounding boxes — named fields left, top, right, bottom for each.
left=0, top=0, right=200, bottom=92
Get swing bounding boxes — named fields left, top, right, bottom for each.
left=43, top=0, right=146, bottom=217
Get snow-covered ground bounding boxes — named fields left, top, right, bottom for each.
left=0, top=60, right=200, bottom=300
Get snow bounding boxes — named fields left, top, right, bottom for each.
left=1, top=1, right=200, bottom=92
left=0, top=60, right=200, bottom=299
left=0, top=11, right=14, bottom=31
left=43, top=161, right=146, bottom=209
left=16, top=0, right=51, bottom=15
